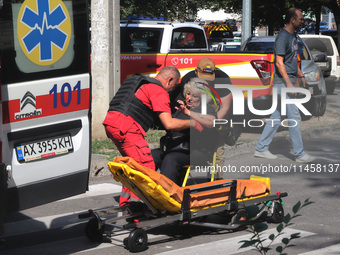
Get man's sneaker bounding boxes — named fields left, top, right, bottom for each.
left=296, top=154, right=316, bottom=163
left=254, top=150, right=278, bottom=159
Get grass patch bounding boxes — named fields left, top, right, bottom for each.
left=92, top=129, right=165, bottom=160
left=91, top=138, right=121, bottom=159
left=237, top=138, right=256, bottom=143
left=146, top=129, right=166, bottom=145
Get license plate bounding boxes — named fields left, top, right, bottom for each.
left=16, top=135, right=73, bottom=162
left=316, top=62, right=327, bottom=67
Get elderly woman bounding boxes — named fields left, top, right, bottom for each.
left=152, top=78, right=217, bottom=185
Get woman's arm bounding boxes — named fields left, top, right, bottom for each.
left=176, top=100, right=215, bottom=128
left=189, top=111, right=216, bottom=128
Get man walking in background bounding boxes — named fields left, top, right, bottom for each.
left=254, top=8, right=316, bottom=163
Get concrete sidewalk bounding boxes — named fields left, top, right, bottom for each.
left=226, top=109, right=340, bottom=159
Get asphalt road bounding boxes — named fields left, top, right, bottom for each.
left=1, top=87, right=340, bottom=255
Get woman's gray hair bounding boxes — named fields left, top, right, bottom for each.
left=183, top=77, right=213, bottom=104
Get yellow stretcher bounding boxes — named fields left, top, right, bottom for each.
left=79, top=157, right=288, bottom=253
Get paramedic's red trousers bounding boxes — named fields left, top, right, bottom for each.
left=104, top=124, right=155, bottom=206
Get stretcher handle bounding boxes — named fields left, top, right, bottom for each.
left=78, top=212, right=92, bottom=219
left=278, top=192, right=288, bottom=198
left=187, top=180, right=236, bottom=194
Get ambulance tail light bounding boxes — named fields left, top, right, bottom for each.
left=251, top=60, right=271, bottom=85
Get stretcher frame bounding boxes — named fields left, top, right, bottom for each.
left=79, top=163, right=288, bottom=253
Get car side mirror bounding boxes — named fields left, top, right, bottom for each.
left=313, top=54, right=327, bottom=62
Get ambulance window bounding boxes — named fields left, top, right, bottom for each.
left=171, top=28, right=206, bottom=49
left=121, top=27, right=163, bottom=53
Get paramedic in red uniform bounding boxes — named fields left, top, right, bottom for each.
left=103, top=66, right=196, bottom=206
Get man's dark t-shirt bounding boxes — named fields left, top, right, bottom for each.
left=274, top=29, right=299, bottom=84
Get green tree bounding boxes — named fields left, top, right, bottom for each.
left=197, top=0, right=287, bottom=35
left=211, top=0, right=339, bottom=45
left=120, top=0, right=209, bottom=21
left=251, top=0, right=287, bottom=35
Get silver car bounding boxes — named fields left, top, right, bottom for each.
left=241, top=36, right=327, bottom=117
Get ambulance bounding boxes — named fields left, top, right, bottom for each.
left=0, top=0, right=91, bottom=229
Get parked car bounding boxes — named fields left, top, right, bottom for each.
left=209, top=42, right=219, bottom=51
left=233, top=31, right=242, bottom=40
left=216, top=39, right=241, bottom=52
left=300, top=21, right=328, bottom=34
left=300, top=35, right=332, bottom=76
left=241, top=36, right=327, bottom=117
left=204, top=23, right=234, bottom=51
left=319, top=21, right=329, bottom=31
left=299, top=34, right=340, bottom=94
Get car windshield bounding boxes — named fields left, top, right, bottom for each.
left=243, top=39, right=311, bottom=60
left=243, top=41, right=274, bottom=53
left=302, top=38, right=334, bottom=55
left=223, top=45, right=241, bottom=52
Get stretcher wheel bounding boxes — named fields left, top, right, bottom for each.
left=271, top=202, right=284, bottom=223
left=230, top=209, right=247, bottom=229
left=85, top=218, right=104, bottom=242
left=126, top=228, right=148, bottom=252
